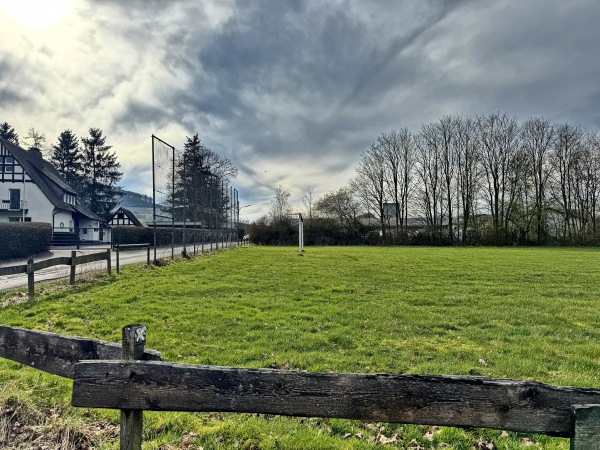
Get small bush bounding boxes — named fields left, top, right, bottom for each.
left=0, top=222, right=52, bottom=261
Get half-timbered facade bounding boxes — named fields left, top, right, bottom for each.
left=108, top=207, right=144, bottom=227
left=0, top=136, right=108, bottom=242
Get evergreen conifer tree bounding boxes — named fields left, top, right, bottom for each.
left=51, top=130, right=84, bottom=191
left=81, top=128, right=123, bottom=218
left=0, top=122, right=19, bottom=145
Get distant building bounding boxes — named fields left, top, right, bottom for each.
left=0, top=136, right=108, bottom=243
left=108, top=207, right=144, bottom=227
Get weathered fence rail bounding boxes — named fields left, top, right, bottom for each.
left=0, top=250, right=111, bottom=298
left=71, top=360, right=600, bottom=438
left=0, top=325, right=160, bottom=378
left=1, top=324, right=600, bottom=449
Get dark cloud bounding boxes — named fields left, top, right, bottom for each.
left=0, top=57, right=32, bottom=107
left=2, top=0, right=600, bottom=218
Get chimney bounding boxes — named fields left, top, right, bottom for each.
left=28, top=147, right=43, bottom=159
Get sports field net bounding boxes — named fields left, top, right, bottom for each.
left=152, top=135, right=175, bottom=223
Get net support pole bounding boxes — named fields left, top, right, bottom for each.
left=152, top=135, right=157, bottom=263
left=298, top=213, right=304, bottom=255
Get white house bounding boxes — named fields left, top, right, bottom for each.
left=0, top=136, right=108, bottom=243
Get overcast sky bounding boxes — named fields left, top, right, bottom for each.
left=1, top=0, right=599, bottom=220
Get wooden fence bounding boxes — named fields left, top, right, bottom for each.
left=0, top=250, right=112, bottom=299
left=1, top=324, right=600, bottom=449
left=115, top=243, right=150, bottom=274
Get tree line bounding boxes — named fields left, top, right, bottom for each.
left=1, top=122, right=122, bottom=219
left=168, top=133, right=238, bottom=229
left=255, top=113, right=600, bottom=246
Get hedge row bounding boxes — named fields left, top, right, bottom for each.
left=112, top=226, right=238, bottom=246
left=0, top=222, right=52, bottom=261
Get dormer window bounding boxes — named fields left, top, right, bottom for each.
left=63, top=193, right=76, bottom=205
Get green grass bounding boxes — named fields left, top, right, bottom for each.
left=2, top=246, right=600, bottom=448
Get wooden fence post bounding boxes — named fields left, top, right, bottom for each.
left=27, top=258, right=34, bottom=299
left=70, top=251, right=77, bottom=285
left=146, top=245, right=150, bottom=266
left=106, top=249, right=112, bottom=276
left=120, top=325, right=146, bottom=450
left=571, top=404, right=600, bottom=449
left=116, top=245, right=120, bottom=274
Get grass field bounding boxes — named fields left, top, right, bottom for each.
left=1, top=246, right=600, bottom=449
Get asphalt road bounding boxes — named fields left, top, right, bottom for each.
left=0, top=241, right=237, bottom=292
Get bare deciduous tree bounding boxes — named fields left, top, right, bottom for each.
left=416, top=123, right=444, bottom=230
left=351, top=143, right=387, bottom=238
left=520, top=117, right=554, bottom=244
left=477, top=113, right=520, bottom=244
left=551, top=123, right=584, bottom=239
left=270, top=185, right=292, bottom=223
left=379, top=128, right=415, bottom=237
left=302, top=186, right=316, bottom=224
left=315, top=187, right=360, bottom=227
left=455, top=116, right=481, bottom=244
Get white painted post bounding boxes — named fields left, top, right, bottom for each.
left=298, top=213, right=304, bottom=255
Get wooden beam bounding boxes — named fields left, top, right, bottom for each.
left=120, top=325, right=146, bottom=450
left=70, top=250, right=77, bottom=285
left=0, top=326, right=161, bottom=379
left=75, top=252, right=109, bottom=265
left=27, top=258, right=34, bottom=299
left=571, top=404, right=600, bottom=449
left=72, top=361, right=600, bottom=437
left=31, top=257, right=71, bottom=271
left=0, top=264, right=28, bottom=276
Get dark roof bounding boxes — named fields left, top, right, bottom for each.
left=0, top=137, right=104, bottom=223
left=112, top=207, right=144, bottom=227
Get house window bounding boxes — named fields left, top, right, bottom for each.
left=8, top=217, right=20, bottom=222
left=60, top=222, right=64, bottom=228
left=83, top=228, right=88, bottom=234
left=24, top=217, right=31, bottom=222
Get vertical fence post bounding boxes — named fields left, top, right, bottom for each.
left=70, top=251, right=77, bottom=285
left=571, top=404, right=600, bottom=449
left=120, top=324, right=146, bottom=450
left=27, top=258, right=34, bottom=299
left=116, top=245, right=120, bottom=274
left=147, top=245, right=150, bottom=266
left=106, top=249, right=112, bottom=276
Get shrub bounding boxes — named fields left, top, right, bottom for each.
left=0, top=222, right=52, bottom=260
left=112, top=226, right=229, bottom=247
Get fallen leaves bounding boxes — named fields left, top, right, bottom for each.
left=0, top=403, right=110, bottom=450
